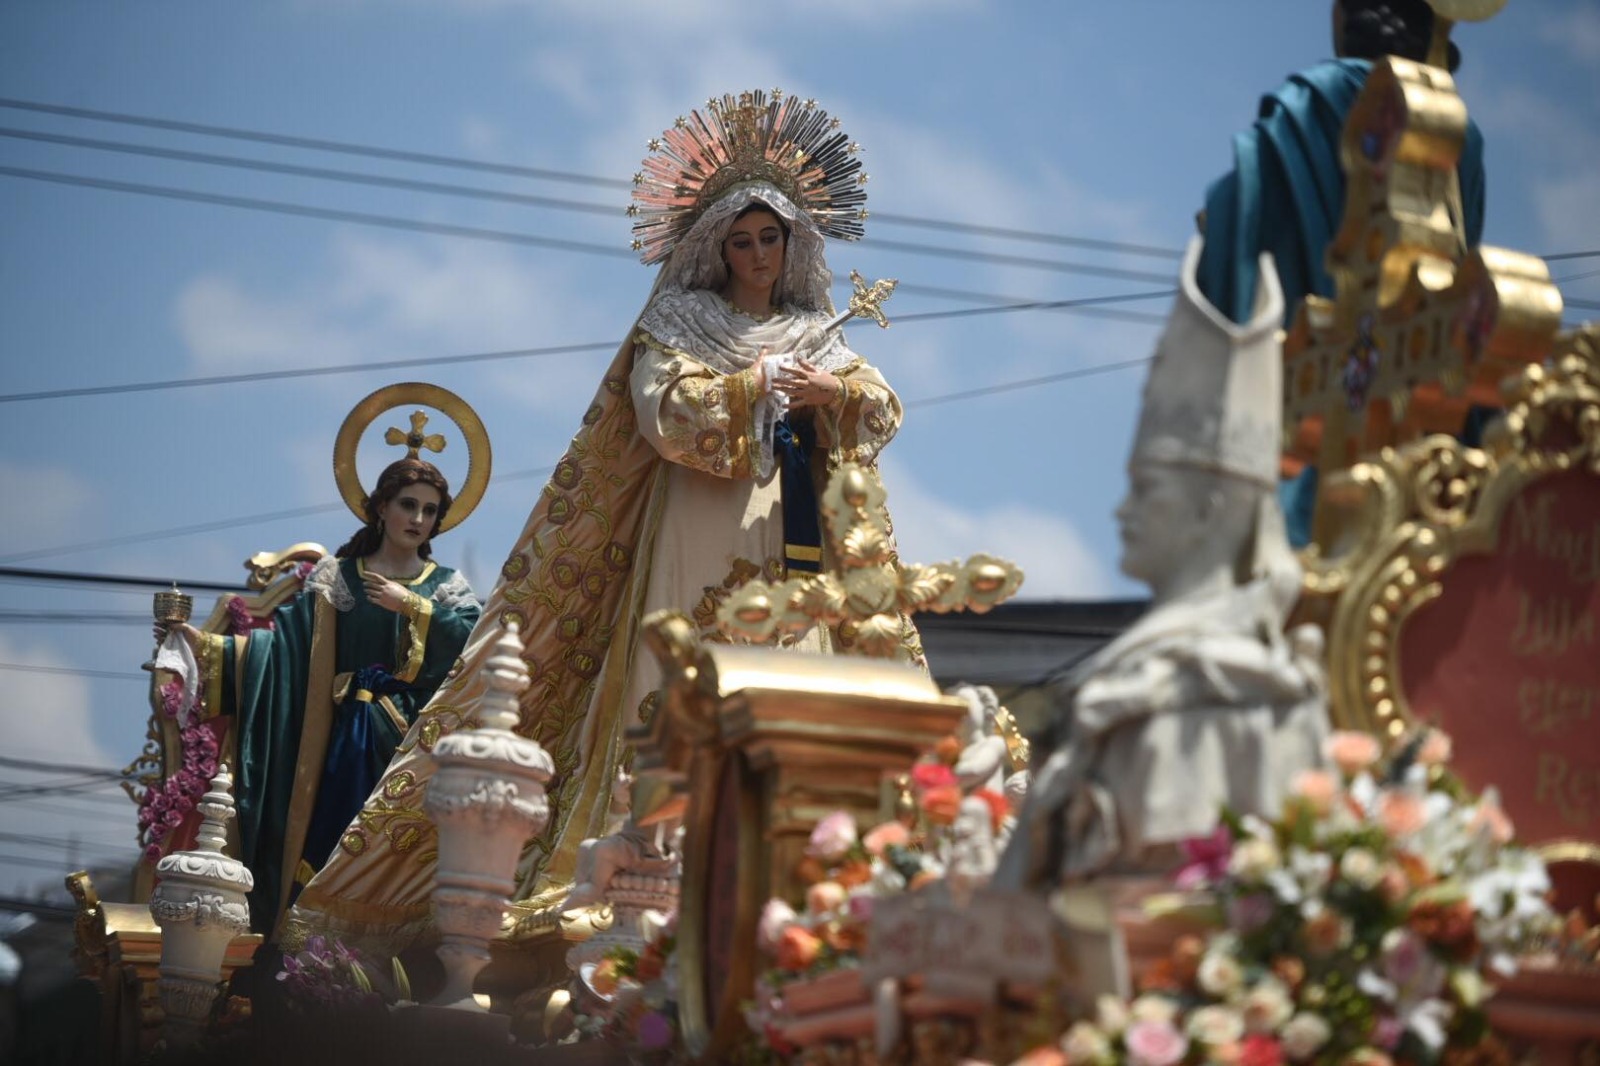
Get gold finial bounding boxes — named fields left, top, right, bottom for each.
left=382, top=410, right=447, bottom=460
left=716, top=462, right=1024, bottom=661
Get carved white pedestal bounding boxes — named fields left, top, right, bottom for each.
left=425, top=621, right=555, bottom=1009
left=149, top=768, right=254, bottom=1049
left=565, top=863, right=680, bottom=973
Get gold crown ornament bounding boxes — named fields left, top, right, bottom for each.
left=628, top=89, right=869, bottom=265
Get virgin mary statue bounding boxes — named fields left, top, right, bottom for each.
left=289, top=90, right=917, bottom=952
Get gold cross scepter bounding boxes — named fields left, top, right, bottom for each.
left=827, top=270, right=898, bottom=333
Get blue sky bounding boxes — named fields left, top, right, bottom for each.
left=1, top=0, right=1596, bottom=894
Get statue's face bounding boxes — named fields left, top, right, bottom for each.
left=721, top=209, right=786, bottom=295
left=1115, top=463, right=1204, bottom=585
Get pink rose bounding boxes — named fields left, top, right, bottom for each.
left=1324, top=731, right=1381, bottom=776
left=1292, top=769, right=1338, bottom=816
left=805, top=810, right=858, bottom=863
left=1376, top=790, right=1426, bottom=837
left=910, top=762, right=957, bottom=792
left=862, top=821, right=911, bottom=857
left=1125, top=1019, right=1189, bottom=1066
left=1415, top=729, right=1452, bottom=767
left=756, top=898, right=798, bottom=953
left=1468, top=792, right=1514, bottom=845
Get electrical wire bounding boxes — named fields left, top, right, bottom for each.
left=0, top=96, right=1191, bottom=259
left=903, top=356, right=1154, bottom=409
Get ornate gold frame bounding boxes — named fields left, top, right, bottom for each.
left=1303, top=327, right=1599, bottom=859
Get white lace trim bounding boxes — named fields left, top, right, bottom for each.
left=431, top=569, right=477, bottom=611
left=304, top=555, right=355, bottom=611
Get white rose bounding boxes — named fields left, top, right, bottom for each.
left=1240, top=976, right=1294, bottom=1034
left=1197, top=952, right=1245, bottom=999
left=1061, top=1021, right=1114, bottom=1065
left=1339, top=847, right=1382, bottom=890
left=756, top=898, right=797, bottom=953
left=1228, top=838, right=1282, bottom=881
left=1280, top=1013, right=1332, bottom=1061
left=1095, top=994, right=1130, bottom=1035
left=1129, top=994, right=1180, bottom=1025
left=1185, top=1005, right=1245, bottom=1047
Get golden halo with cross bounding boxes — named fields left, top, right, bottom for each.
left=332, top=382, right=491, bottom=535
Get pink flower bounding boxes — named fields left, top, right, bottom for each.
left=806, top=810, right=858, bottom=863
left=756, top=898, right=798, bottom=953
left=1292, top=769, right=1339, bottom=816
left=1324, top=731, right=1381, bottom=776
left=1415, top=729, right=1452, bottom=767
left=805, top=881, right=847, bottom=916
left=910, top=762, right=957, bottom=792
left=1468, top=792, right=1514, bottom=845
left=1238, top=1034, right=1284, bottom=1066
left=1175, top=826, right=1233, bottom=890
left=1124, top=1019, right=1189, bottom=1066
left=1370, top=1016, right=1404, bottom=1051
left=1376, top=790, right=1426, bottom=837
left=862, top=821, right=911, bottom=857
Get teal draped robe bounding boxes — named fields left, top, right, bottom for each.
left=208, top=556, right=479, bottom=935
left=1195, top=57, right=1486, bottom=544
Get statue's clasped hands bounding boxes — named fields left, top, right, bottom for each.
left=761, top=349, right=843, bottom=410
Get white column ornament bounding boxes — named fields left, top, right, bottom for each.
left=425, top=620, right=555, bottom=1009
left=149, top=767, right=253, bottom=1048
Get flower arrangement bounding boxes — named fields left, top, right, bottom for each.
left=575, top=911, right=680, bottom=1057
left=276, top=935, right=390, bottom=1015
left=135, top=679, right=222, bottom=862
left=1016, top=729, right=1553, bottom=1066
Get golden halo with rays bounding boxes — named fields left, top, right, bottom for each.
left=332, top=382, right=491, bottom=535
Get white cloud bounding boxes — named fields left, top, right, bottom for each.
left=1535, top=4, right=1600, bottom=65
left=0, top=634, right=136, bottom=896
left=880, top=458, right=1115, bottom=599
left=0, top=462, right=95, bottom=556
left=173, top=232, right=610, bottom=413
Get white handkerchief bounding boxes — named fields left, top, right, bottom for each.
left=153, top=630, right=201, bottom=727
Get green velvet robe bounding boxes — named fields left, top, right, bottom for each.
left=203, top=555, right=479, bottom=935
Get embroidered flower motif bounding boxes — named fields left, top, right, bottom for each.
left=580, top=566, right=608, bottom=601
left=695, top=428, right=726, bottom=456
left=501, top=554, right=530, bottom=581
left=552, top=456, right=583, bottom=490
left=548, top=553, right=582, bottom=590
left=604, top=541, right=632, bottom=572
left=603, top=375, right=626, bottom=395
left=565, top=647, right=601, bottom=680
left=547, top=495, right=574, bottom=526
left=582, top=402, right=604, bottom=425
left=557, top=614, right=585, bottom=642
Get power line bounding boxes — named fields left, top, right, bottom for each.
left=0, top=832, right=133, bottom=853
left=903, top=356, right=1154, bottom=409
left=891, top=291, right=1172, bottom=326
left=897, top=282, right=1170, bottom=325
left=0, top=124, right=623, bottom=218
left=0, top=163, right=1183, bottom=287
left=0, top=610, right=152, bottom=625
left=1566, top=297, right=1600, bottom=311
left=0, top=96, right=1189, bottom=260
left=0, top=95, right=635, bottom=190
left=0, top=164, right=642, bottom=262
left=0, top=852, right=131, bottom=873
left=0, top=465, right=550, bottom=565
left=0, top=566, right=244, bottom=593
left=0, top=661, right=150, bottom=682
left=1545, top=251, right=1600, bottom=263
left=0, top=335, right=619, bottom=404
left=0, top=754, right=126, bottom=778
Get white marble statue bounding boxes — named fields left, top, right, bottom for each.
left=947, top=683, right=1029, bottom=850
left=995, top=238, right=1329, bottom=890
left=563, top=770, right=682, bottom=913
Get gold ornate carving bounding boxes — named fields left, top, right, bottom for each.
left=332, top=381, right=492, bottom=534
left=716, top=462, right=1024, bottom=659
left=243, top=543, right=327, bottom=590
left=1279, top=57, right=1564, bottom=544
left=1303, top=333, right=1598, bottom=861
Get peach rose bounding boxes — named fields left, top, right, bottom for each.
left=934, top=734, right=962, bottom=766
left=805, top=880, right=848, bottom=916
left=590, top=957, right=620, bottom=996
left=1291, top=769, right=1339, bottom=817
left=1324, top=731, right=1381, bottom=776
left=862, top=821, right=911, bottom=857
left=1469, top=793, right=1514, bottom=845
left=1415, top=728, right=1452, bottom=767
left=1376, top=790, right=1426, bottom=837
left=774, top=925, right=822, bottom=973
left=834, top=859, right=874, bottom=888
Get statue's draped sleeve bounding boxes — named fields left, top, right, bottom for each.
left=632, top=332, right=764, bottom=480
